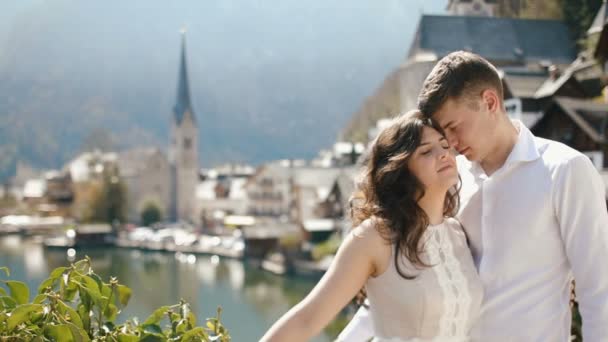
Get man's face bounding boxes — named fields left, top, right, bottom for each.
left=432, top=95, right=495, bottom=162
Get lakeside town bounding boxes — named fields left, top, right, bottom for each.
left=1, top=1, right=608, bottom=285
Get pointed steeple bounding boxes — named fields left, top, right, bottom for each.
left=173, top=30, right=195, bottom=125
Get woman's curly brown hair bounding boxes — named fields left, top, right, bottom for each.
left=350, top=110, right=460, bottom=279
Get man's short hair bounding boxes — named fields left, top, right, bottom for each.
left=417, top=51, right=503, bottom=117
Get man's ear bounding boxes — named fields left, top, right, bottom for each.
left=481, top=89, right=500, bottom=115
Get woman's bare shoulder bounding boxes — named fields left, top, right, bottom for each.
left=349, top=217, right=392, bottom=277
left=350, top=217, right=386, bottom=242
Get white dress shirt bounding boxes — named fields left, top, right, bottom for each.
left=338, top=122, right=608, bottom=341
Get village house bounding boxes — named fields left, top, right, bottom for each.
left=244, top=160, right=352, bottom=242
left=317, top=166, right=359, bottom=238
left=291, top=166, right=342, bottom=243
left=588, top=0, right=608, bottom=72
left=12, top=168, right=73, bottom=218
left=401, top=13, right=576, bottom=116
left=244, top=160, right=297, bottom=218
left=194, top=164, right=254, bottom=229
left=532, top=97, right=608, bottom=169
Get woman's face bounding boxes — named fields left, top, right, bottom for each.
left=407, top=126, right=458, bottom=193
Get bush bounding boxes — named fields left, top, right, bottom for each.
left=311, top=233, right=341, bottom=261
left=141, top=202, right=162, bottom=227
left=0, top=257, right=230, bottom=341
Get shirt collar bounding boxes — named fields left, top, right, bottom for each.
left=459, top=120, right=540, bottom=177
left=503, top=120, right=540, bottom=166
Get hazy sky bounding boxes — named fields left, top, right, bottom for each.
left=0, top=0, right=448, bottom=167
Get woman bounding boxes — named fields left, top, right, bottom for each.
left=261, top=110, right=483, bottom=341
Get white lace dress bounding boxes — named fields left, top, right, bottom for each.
left=365, top=218, right=483, bottom=341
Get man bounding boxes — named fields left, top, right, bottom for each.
left=338, top=51, right=608, bottom=341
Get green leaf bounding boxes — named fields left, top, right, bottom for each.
left=78, top=275, right=104, bottom=306
left=7, top=303, right=43, bottom=331
left=169, top=312, right=180, bottom=323
left=29, top=307, right=45, bottom=324
left=115, top=284, right=132, bottom=307
left=44, top=323, right=75, bottom=342
left=181, top=327, right=208, bottom=341
left=207, top=320, right=216, bottom=331
left=38, top=266, right=68, bottom=293
left=77, top=304, right=91, bottom=333
left=81, top=275, right=102, bottom=294
left=187, top=311, right=197, bottom=328
left=50, top=266, right=68, bottom=279
left=33, top=294, right=46, bottom=304
left=175, top=318, right=188, bottom=334
left=0, top=296, right=17, bottom=310
left=0, top=287, right=6, bottom=296
left=142, top=323, right=163, bottom=334
left=117, top=333, right=139, bottom=342
left=64, top=282, right=78, bottom=301
left=90, top=273, right=109, bottom=297
left=143, top=306, right=169, bottom=325
left=37, top=277, right=55, bottom=294
left=0, top=266, right=9, bottom=277
left=65, top=321, right=90, bottom=342
left=57, top=299, right=84, bottom=329
left=73, top=259, right=90, bottom=274
left=139, top=334, right=164, bottom=342
left=77, top=287, right=91, bottom=312
left=5, top=280, right=29, bottom=304
left=103, top=303, right=118, bottom=322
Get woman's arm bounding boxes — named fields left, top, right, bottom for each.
left=261, top=224, right=382, bottom=342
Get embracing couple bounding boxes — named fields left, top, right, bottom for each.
left=262, top=51, right=608, bottom=341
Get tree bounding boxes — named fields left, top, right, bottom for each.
left=86, top=167, right=127, bottom=224
left=561, top=0, right=604, bottom=47
left=141, top=201, right=162, bottom=226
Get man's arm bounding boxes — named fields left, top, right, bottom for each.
left=553, top=155, right=608, bottom=341
left=336, top=303, right=374, bottom=342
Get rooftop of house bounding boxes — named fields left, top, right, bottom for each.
left=539, top=97, right=608, bottom=144
left=501, top=70, right=548, bottom=98
left=588, top=1, right=607, bottom=35
left=409, top=15, right=576, bottom=65
left=535, top=57, right=599, bottom=99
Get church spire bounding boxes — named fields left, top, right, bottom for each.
left=173, top=29, right=195, bottom=125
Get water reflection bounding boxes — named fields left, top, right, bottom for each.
left=0, top=236, right=344, bottom=341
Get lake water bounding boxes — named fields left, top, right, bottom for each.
left=0, top=235, right=351, bottom=341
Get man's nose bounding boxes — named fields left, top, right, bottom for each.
left=446, top=133, right=458, bottom=148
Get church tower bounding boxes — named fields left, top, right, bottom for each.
left=169, top=31, right=199, bottom=222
